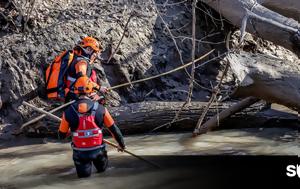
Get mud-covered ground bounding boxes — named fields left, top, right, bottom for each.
left=0, top=0, right=224, bottom=138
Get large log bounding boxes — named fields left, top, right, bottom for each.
left=201, top=0, right=300, bottom=55
left=25, top=101, right=299, bottom=137
left=259, top=0, right=300, bottom=22
left=227, top=51, right=300, bottom=112
left=109, top=101, right=267, bottom=133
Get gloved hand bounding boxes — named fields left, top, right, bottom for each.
left=117, top=145, right=126, bottom=152
left=99, top=86, right=108, bottom=93
left=90, top=93, right=101, bottom=101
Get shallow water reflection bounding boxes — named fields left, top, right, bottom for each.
left=0, top=128, right=299, bottom=189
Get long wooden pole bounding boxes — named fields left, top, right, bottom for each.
left=22, top=101, right=62, bottom=121
left=104, top=139, right=161, bottom=169
left=20, top=100, right=75, bottom=130
left=109, top=49, right=214, bottom=90
left=22, top=101, right=161, bottom=169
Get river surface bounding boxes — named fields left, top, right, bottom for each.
left=0, top=128, right=299, bottom=189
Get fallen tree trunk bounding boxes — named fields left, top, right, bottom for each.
left=24, top=101, right=299, bottom=137
left=201, top=0, right=300, bottom=56
left=259, top=0, right=300, bottom=22
left=227, top=51, right=300, bottom=112
left=109, top=101, right=270, bottom=133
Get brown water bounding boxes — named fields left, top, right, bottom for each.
left=0, top=128, right=299, bottom=189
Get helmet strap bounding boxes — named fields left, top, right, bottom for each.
left=80, top=47, right=94, bottom=59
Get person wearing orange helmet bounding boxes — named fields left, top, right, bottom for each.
left=65, top=36, right=107, bottom=102
left=58, top=76, right=125, bottom=178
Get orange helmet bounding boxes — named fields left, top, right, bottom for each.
left=73, top=76, right=95, bottom=94
left=80, top=36, right=102, bottom=53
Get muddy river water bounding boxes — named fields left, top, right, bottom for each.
left=0, top=128, right=299, bottom=189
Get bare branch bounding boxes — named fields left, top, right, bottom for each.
left=152, top=0, right=209, bottom=91
left=157, top=0, right=187, bottom=7
left=193, top=59, right=230, bottom=135
left=187, top=0, right=197, bottom=104
left=107, top=12, right=134, bottom=64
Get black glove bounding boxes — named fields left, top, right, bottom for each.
left=117, top=145, right=126, bottom=152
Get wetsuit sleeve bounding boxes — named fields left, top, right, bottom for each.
left=104, top=108, right=125, bottom=148
left=75, top=60, right=100, bottom=90
left=58, top=113, right=70, bottom=139
left=103, top=108, right=115, bottom=127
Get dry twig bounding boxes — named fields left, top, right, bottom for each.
left=193, top=59, right=230, bottom=135
left=152, top=0, right=209, bottom=91
left=107, top=12, right=134, bottom=64
left=186, top=0, right=197, bottom=104
left=149, top=51, right=231, bottom=132
left=162, top=0, right=197, bottom=128
left=194, top=97, right=260, bottom=135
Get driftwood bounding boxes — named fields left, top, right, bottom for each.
left=194, top=0, right=300, bottom=135
left=227, top=52, right=300, bottom=112
left=196, top=51, right=300, bottom=135
left=201, top=0, right=300, bottom=56
left=109, top=101, right=267, bottom=133
left=259, top=0, right=300, bottom=22
left=193, top=97, right=260, bottom=135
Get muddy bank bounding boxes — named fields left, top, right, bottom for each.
left=1, top=0, right=299, bottom=140
left=0, top=0, right=215, bottom=124
left=0, top=0, right=222, bottom=139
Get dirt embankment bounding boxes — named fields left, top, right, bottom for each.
left=0, top=0, right=298, bottom=139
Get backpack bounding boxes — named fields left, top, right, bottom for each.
left=45, top=50, right=74, bottom=100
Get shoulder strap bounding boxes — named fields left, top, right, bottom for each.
left=92, top=102, right=99, bottom=116
left=76, top=55, right=90, bottom=62
left=70, top=103, right=82, bottom=117
left=61, top=50, right=75, bottom=78
left=67, top=50, right=74, bottom=66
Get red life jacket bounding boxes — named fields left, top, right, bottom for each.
left=72, top=102, right=103, bottom=150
